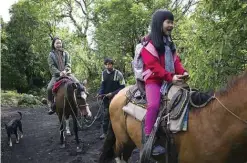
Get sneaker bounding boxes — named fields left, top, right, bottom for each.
left=99, top=133, right=105, bottom=140
left=152, top=145, right=166, bottom=156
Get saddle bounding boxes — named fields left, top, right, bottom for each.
left=125, top=82, right=189, bottom=120
left=52, top=77, right=86, bottom=99
left=52, top=77, right=74, bottom=94
left=126, top=82, right=214, bottom=111
left=124, top=82, right=214, bottom=132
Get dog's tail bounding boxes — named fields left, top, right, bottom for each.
left=17, top=112, right=22, bottom=120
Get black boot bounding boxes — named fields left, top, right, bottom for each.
left=48, top=102, right=56, bottom=115
left=144, top=135, right=166, bottom=156
left=152, top=144, right=166, bottom=156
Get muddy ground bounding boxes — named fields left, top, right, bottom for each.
left=1, top=99, right=139, bottom=163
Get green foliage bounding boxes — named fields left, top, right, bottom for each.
left=93, top=0, right=176, bottom=83
left=1, top=91, right=41, bottom=107
left=1, top=91, right=22, bottom=107
left=1, top=0, right=246, bottom=97
left=176, top=0, right=247, bottom=90
left=17, top=94, right=41, bottom=107
left=1, top=0, right=55, bottom=92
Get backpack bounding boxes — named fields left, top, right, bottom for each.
left=132, top=41, right=149, bottom=81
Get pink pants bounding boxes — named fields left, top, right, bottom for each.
left=145, top=83, right=161, bottom=135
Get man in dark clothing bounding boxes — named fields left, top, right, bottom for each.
left=97, top=58, right=126, bottom=139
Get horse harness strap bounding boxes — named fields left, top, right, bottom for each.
left=215, top=96, right=247, bottom=125
left=79, top=104, right=89, bottom=107
left=64, top=83, right=83, bottom=129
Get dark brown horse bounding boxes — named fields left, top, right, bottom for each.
left=99, top=70, right=247, bottom=163
left=55, top=79, right=91, bottom=152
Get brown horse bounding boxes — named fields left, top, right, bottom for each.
left=99, top=70, right=247, bottom=163
left=55, top=79, right=91, bottom=152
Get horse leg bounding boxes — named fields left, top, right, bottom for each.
left=114, top=139, right=123, bottom=163
left=122, top=143, right=135, bottom=162
left=72, top=115, right=81, bottom=152
left=59, top=114, right=65, bottom=148
left=114, top=141, right=135, bottom=163
left=65, top=116, right=71, bottom=136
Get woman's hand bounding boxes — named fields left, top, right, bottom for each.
left=60, top=70, right=67, bottom=77
left=172, top=75, right=183, bottom=83
left=181, top=72, right=190, bottom=81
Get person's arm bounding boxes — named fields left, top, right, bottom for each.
left=141, top=48, right=174, bottom=82
left=112, top=70, right=125, bottom=96
left=98, top=71, right=105, bottom=95
left=48, top=52, right=60, bottom=77
left=64, top=52, right=71, bottom=74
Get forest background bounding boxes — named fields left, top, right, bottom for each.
left=1, top=0, right=247, bottom=106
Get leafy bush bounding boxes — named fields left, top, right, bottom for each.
left=1, top=90, right=41, bottom=108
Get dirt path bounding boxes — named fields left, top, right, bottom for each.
left=1, top=100, right=139, bottom=163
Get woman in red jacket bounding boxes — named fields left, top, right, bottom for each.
left=141, top=9, right=189, bottom=155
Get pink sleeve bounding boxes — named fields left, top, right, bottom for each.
left=141, top=48, right=173, bottom=82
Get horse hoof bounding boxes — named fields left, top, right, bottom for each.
left=66, top=131, right=71, bottom=136
left=76, top=146, right=82, bottom=153
left=60, top=144, right=65, bottom=149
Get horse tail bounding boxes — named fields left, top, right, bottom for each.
left=99, top=122, right=116, bottom=163
left=17, top=111, right=22, bottom=121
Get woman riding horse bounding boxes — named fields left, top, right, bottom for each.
left=47, top=37, right=81, bottom=115
left=98, top=9, right=247, bottom=163
left=140, top=9, right=189, bottom=155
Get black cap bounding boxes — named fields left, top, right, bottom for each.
left=104, top=58, right=114, bottom=65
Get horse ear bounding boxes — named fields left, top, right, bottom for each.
left=82, top=79, right=87, bottom=85
left=72, top=83, right=77, bottom=89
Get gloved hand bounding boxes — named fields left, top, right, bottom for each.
left=60, top=70, right=67, bottom=77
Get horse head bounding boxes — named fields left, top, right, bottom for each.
left=73, top=81, right=92, bottom=118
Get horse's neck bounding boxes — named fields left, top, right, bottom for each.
left=214, top=80, right=247, bottom=125
left=197, top=80, right=247, bottom=154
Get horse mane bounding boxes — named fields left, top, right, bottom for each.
left=216, top=69, right=247, bottom=96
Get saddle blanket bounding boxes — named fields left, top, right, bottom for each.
left=52, top=78, right=73, bottom=93
left=123, top=102, right=188, bottom=133
left=123, top=83, right=189, bottom=133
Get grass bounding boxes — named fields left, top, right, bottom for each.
left=1, top=90, right=42, bottom=108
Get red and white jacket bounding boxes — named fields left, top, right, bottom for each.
left=141, top=41, right=186, bottom=84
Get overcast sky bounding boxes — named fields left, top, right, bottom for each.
left=0, top=0, right=18, bottom=22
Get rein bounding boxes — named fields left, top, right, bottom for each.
left=64, top=83, right=83, bottom=128
left=214, top=96, right=247, bottom=125
left=177, top=84, right=247, bottom=125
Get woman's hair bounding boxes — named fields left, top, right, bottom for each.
left=149, top=9, right=174, bottom=54
left=51, top=37, right=62, bottom=50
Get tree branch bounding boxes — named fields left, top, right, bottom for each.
left=74, top=0, right=87, bottom=16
